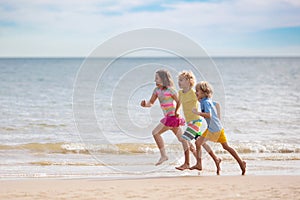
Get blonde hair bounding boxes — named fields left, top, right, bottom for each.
left=156, top=69, right=174, bottom=89
left=195, top=81, right=213, bottom=98
left=178, top=70, right=196, bottom=87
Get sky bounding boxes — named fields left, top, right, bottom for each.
left=0, top=0, right=300, bottom=57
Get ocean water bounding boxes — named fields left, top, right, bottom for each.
left=0, top=57, right=299, bottom=179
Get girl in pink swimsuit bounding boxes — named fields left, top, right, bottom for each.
left=141, top=69, right=192, bottom=168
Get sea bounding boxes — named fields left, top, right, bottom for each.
left=0, top=57, right=299, bottom=179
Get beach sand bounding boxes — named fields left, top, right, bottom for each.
left=0, top=175, right=299, bottom=200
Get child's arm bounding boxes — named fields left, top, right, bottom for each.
left=141, top=93, right=157, bottom=107
left=173, top=93, right=181, bottom=117
left=192, top=108, right=211, bottom=118
left=214, top=102, right=221, bottom=120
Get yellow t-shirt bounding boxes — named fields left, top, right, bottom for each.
left=178, top=89, right=200, bottom=122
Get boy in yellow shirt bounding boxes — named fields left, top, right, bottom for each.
left=175, top=71, right=221, bottom=174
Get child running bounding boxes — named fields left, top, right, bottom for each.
left=140, top=69, right=191, bottom=168
left=176, top=71, right=221, bottom=174
left=191, top=81, right=246, bottom=175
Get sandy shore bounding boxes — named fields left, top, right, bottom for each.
left=0, top=175, right=299, bottom=200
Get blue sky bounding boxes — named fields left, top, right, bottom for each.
left=0, top=0, right=300, bottom=57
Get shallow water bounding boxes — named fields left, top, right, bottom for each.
left=0, top=57, right=299, bottom=179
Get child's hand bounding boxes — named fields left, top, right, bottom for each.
left=192, top=108, right=198, bottom=115
left=140, top=100, right=146, bottom=107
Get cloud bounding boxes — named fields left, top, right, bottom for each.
left=0, top=0, right=299, bottom=56
left=2, top=0, right=298, bottom=31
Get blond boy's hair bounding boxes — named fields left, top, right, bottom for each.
left=195, top=81, right=213, bottom=98
left=179, top=70, right=196, bottom=87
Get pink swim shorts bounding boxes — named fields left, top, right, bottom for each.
left=160, top=116, right=185, bottom=128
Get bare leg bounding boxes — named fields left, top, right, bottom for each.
left=189, top=141, right=197, bottom=158
left=190, top=136, right=206, bottom=171
left=221, top=142, right=246, bottom=175
left=173, top=127, right=190, bottom=170
left=202, top=143, right=222, bottom=175
left=152, top=123, right=170, bottom=165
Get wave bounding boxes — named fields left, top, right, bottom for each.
left=0, top=142, right=159, bottom=154
left=0, top=142, right=299, bottom=155
left=0, top=123, right=68, bottom=132
left=214, top=143, right=300, bottom=154
left=29, top=161, right=107, bottom=166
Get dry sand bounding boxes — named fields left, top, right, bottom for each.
left=1, top=175, right=299, bottom=200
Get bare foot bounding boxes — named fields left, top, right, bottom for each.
left=175, top=163, right=190, bottom=171
left=241, top=161, right=246, bottom=175
left=189, top=165, right=202, bottom=171
left=216, top=158, right=222, bottom=175
left=155, top=156, right=168, bottom=166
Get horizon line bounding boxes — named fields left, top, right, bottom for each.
left=1, top=55, right=300, bottom=59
